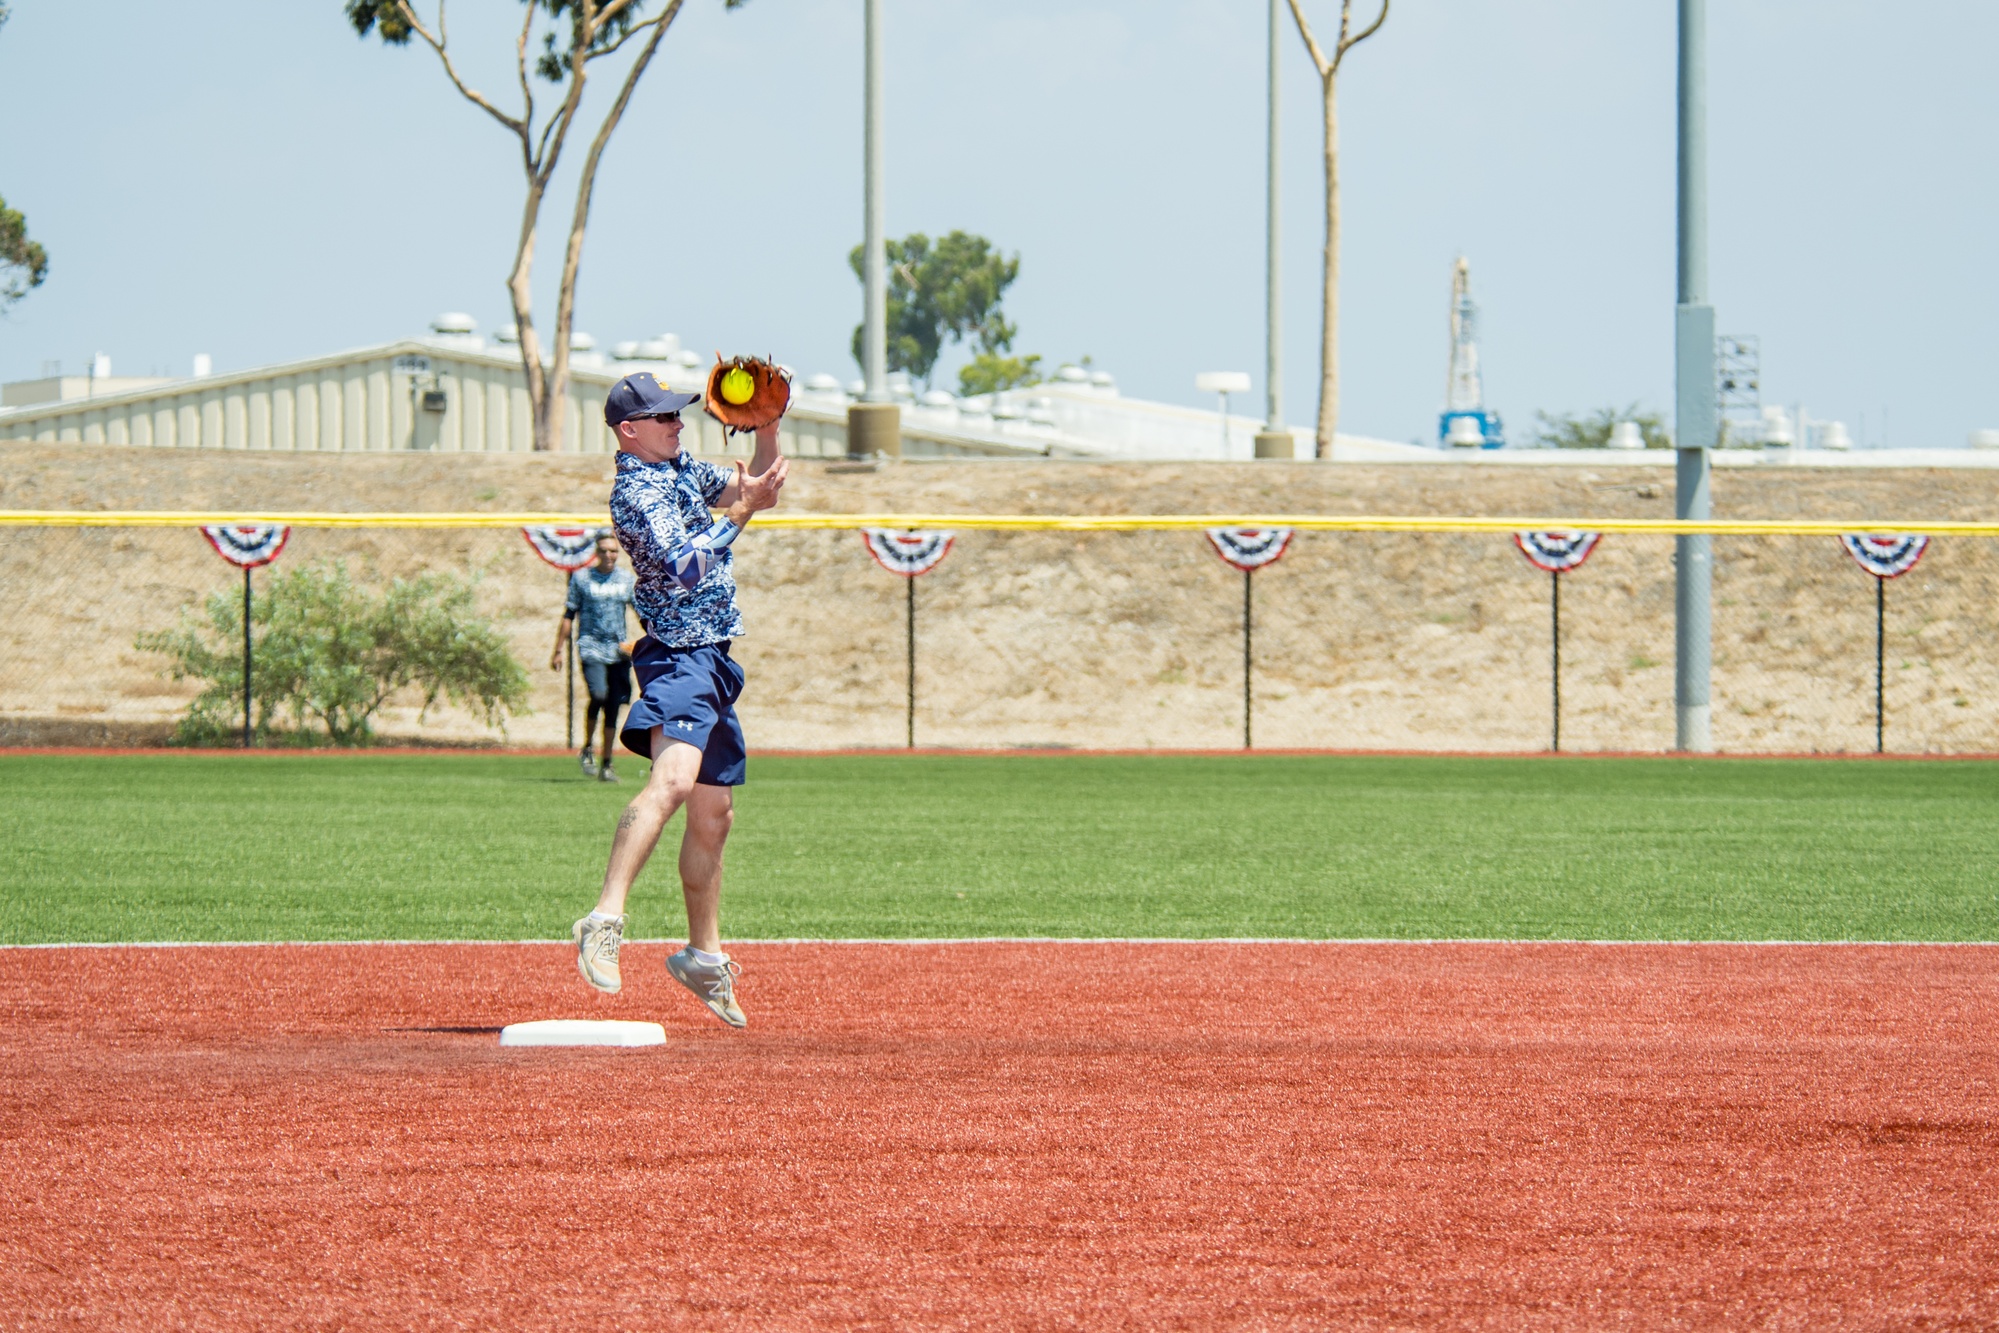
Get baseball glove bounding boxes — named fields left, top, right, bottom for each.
left=704, top=355, right=791, bottom=433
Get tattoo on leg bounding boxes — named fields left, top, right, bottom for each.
left=615, top=807, right=640, bottom=835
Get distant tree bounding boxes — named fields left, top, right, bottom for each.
left=957, top=352, right=1042, bottom=397
left=0, top=194, right=45, bottom=314
left=346, top=1, right=750, bottom=451
left=1533, top=405, right=1672, bottom=450
left=1286, top=0, right=1389, bottom=458
left=0, top=9, right=47, bottom=314
left=849, top=230, right=1022, bottom=389
left=138, top=560, right=530, bottom=746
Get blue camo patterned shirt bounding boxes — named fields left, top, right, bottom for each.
left=564, top=565, right=636, bottom=664
left=608, top=450, right=744, bottom=647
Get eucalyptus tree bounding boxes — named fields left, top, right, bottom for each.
left=0, top=7, right=47, bottom=313
left=1286, top=0, right=1389, bottom=457
left=846, top=230, right=1023, bottom=391
left=347, top=1, right=747, bottom=451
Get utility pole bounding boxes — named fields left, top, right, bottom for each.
left=1254, top=0, right=1293, bottom=460
left=1675, top=0, right=1715, bottom=751
left=848, top=0, right=900, bottom=459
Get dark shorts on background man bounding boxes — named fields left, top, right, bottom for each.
left=619, top=638, right=747, bottom=787
left=580, top=658, right=632, bottom=708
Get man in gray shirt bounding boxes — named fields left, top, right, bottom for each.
left=550, top=533, right=638, bottom=781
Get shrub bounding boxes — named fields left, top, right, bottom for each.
left=1533, top=404, right=1672, bottom=450
left=958, top=351, right=1043, bottom=397
left=138, top=560, right=530, bottom=746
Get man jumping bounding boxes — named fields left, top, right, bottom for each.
left=571, top=371, right=787, bottom=1027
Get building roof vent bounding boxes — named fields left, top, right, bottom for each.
left=432, top=312, right=477, bottom=335
left=637, top=337, right=677, bottom=360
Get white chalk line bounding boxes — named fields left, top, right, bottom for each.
left=3, top=937, right=1993, bottom=950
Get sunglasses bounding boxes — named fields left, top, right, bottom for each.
left=648, top=411, right=682, bottom=424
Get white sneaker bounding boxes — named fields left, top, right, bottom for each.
left=572, top=913, right=624, bottom=993
left=665, top=948, right=745, bottom=1028
left=578, top=747, right=598, bottom=778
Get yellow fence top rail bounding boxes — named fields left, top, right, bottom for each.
left=1, top=510, right=1996, bottom=536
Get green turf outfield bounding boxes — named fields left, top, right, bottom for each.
left=1, top=752, right=1994, bottom=944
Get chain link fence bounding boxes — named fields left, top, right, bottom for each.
left=2, top=518, right=1993, bottom=753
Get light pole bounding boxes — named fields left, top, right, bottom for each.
left=1674, top=0, right=1715, bottom=751
left=1253, top=0, right=1294, bottom=460
left=848, top=0, right=900, bottom=459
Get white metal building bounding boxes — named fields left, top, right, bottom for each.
left=0, top=339, right=1053, bottom=460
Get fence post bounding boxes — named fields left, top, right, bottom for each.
left=1243, top=568, right=1254, bottom=750
left=1875, top=574, right=1886, bottom=754
left=906, top=573, right=916, bottom=749
left=242, top=565, right=253, bottom=749
left=565, top=573, right=575, bottom=752
left=1551, top=569, right=1561, bottom=753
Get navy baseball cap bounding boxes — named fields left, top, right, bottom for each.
left=604, top=372, right=702, bottom=426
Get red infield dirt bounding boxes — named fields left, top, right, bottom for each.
left=2, top=941, right=1995, bottom=1330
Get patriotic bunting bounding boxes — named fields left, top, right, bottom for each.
left=1204, top=527, right=1294, bottom=572
left=862, top=529, right=956, bottom=577
left=1513, top=530, right=1601, bottom=573
left=522, top=524, right=608, bottom=572
left=1839, top=534, right=1928, bottom=579
left=200, top=522, right=291, bottom=569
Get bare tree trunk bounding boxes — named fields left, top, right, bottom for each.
left=508, top=186, right=551, bottom=451
left=382, top=0, right=685, bottom=453
left=1316, top=74, right=1339, bottom=459
left=550, top=5, right=679, bottom=455
left=1284, top=0, right=1387, bottom=463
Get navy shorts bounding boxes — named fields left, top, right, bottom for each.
left=619, top=638, right=747, bottom=787
left=580, top=658, right=631, bottom=708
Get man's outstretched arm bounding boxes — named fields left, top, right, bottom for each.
left=655, top=455, right=789, bottom=591
left=715, top=422, right=784, bottom=508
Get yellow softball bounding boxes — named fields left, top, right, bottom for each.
left=720, top=366, right=756, bottom=406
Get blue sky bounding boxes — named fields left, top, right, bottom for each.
left=2, top=1, right=1995, bottom=447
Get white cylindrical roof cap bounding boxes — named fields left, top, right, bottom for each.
left=569, top=331, right=596, bottom=352
left=1819, top=421, right=1853, bottom=450
left=1608, top=421, right=1645, bottom=449
left=1196, top=371, right=1252, bottom=394
left=494, top=324, right=519, bottom=344
left=612, top=341, right=641, bottom=360
left=432, top=312, right=477, bottom=334
left=192, top=353, right=213, bottom=378
left=1970, top=429, right=1999, bottom=449
left=1445, top=416, right=1486, bottom=447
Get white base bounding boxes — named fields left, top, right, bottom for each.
left=499, top=1019, right=667, bottom=1048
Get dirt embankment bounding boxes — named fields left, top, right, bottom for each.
left=4, top=442, right=1996, bottom=752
